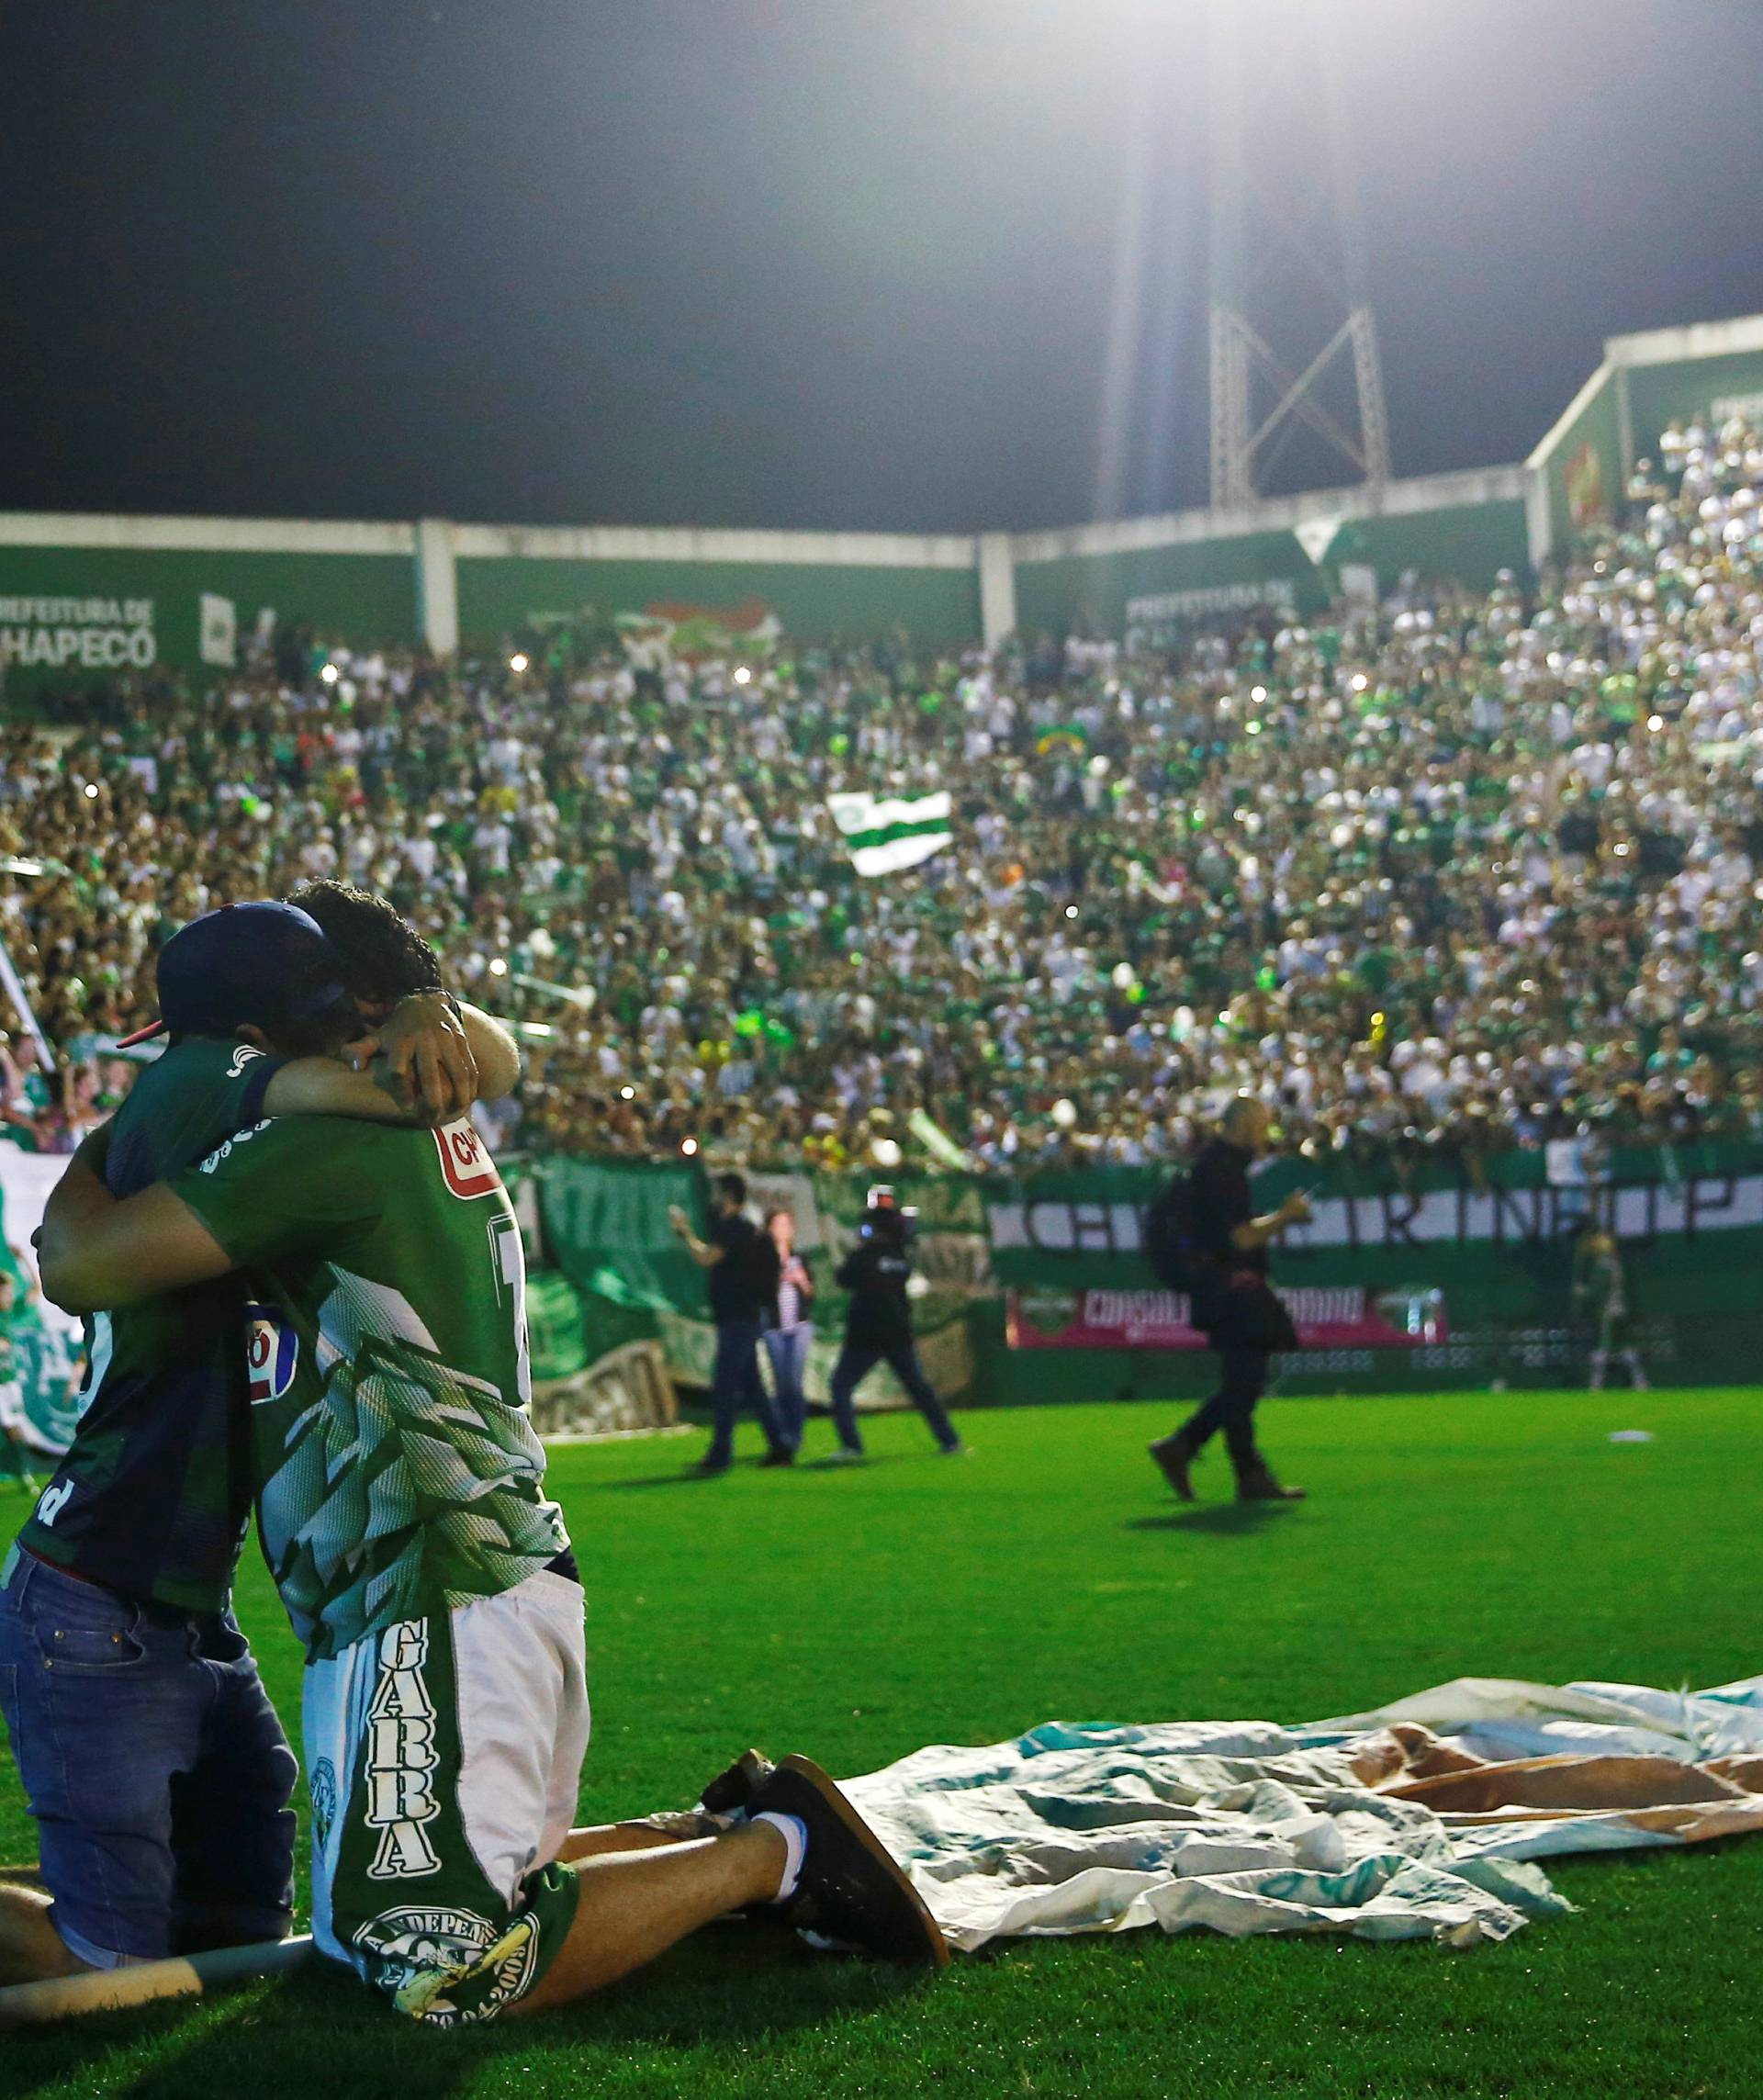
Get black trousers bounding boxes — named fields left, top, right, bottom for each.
left=829, top=1338, right=960, bottom=1454
left=1177, top=1346, right=1268, bottom=1471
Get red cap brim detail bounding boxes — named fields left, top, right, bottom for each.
left=115, top=1020, right=168, bottom=1049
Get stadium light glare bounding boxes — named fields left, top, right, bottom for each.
left=509, top=653, right=529, bottom=674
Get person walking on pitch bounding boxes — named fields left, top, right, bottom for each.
left=1144, top=1096, right=1309, bottom=1503
left=827, top=1188, right=964, bottom=1460
left=762, top=1206, right=815, bottom=1454
left=670, top=1174, right=792, bottom=1474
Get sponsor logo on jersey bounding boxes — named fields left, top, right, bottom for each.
left=310, top=1757, right=338, bottom=1855
left=244, top=1303, right=299, bottom=1403
left=363, top=1621, right=444, bottom=1880
left=198, top=1119, right=272, bottom=1174
left=33, top=1478, right=74, bottom=1528
left=226, top=1044, right=265, bottom=1079
left=353, top=1903, right=537, bottom=2026
left=432, top=1118, right=500, bottom=1201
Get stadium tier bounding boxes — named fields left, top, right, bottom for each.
left=0, top=401, right=1759, bottom=1175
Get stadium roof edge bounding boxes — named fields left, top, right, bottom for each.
left=1008, top=465, right=1530, bottom=567
left=1604, top=311, right=1763, bottom=369
left=445, top=522, right=978, bottom=568
left=0, top=511, right=414, bottom=556
left=1526, top=360, right=1614, bottom=472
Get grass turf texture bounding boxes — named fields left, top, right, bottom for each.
left=3, top=1388, right=1760, bottom=2100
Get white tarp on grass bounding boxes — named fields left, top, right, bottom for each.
left=841, top=1674, right=1763, bottom=1951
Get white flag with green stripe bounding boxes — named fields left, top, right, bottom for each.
left=827, top=791, right=953, bottom=877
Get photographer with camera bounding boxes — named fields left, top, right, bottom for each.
left=1145, top=1096, right=1309, bottom=1504
left=826, top=1188, right=965, bottom=1462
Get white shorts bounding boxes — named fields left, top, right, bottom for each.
left=302, top=1567, right=590, bottom=2022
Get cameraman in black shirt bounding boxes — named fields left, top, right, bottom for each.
left=827, top=1188, right=965, bottom=1461
left=1149, top=1097, right=1309, bottom=1503
left=670, top=1173, right=792, bottom=1476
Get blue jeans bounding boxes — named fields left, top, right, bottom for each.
left=829, top=1339, right=960, bottom=1454
left=0, top=1547, right=297, bottom=1965
left=763, top=1323, right=814, bottom=1451
left=705, top=1319, right=787, bottom=1466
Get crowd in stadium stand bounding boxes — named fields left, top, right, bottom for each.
left=2, top=407, right=1762, bottom=1174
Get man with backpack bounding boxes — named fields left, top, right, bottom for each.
left=1143, top=1096, right=1311, bottom=1504
left=669, top=1174, right=792, bottom=1474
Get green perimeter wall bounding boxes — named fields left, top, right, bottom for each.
left=1627, top=349, right=1763, bottom=455
left=0, top=544, right=416, bottom=694
left=456, top=555, right=982, bottom=650
left=531, top=1146, right=1763, bottom=1408
left=1332, top=500, right=1530, bottom=593
left=1014, top=529, right=1323, bottom=637
left=1541, top=368, right=1623, bottom=544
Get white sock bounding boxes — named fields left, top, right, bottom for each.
left=753, top=1810, right=809, bottom=1903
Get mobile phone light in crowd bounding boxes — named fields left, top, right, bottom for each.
left=320, top=663, right=339, bottom=684
left=488, top=958, right=508, bottom=976
left=733, top=666, right=751, bottom=685
left=84, top=784, right=99, bottom=800
left=681, top=1137, right=699, bottom=1156
left=620, top=1085, right=635, bottom=1100
left=510, top=654, right=529, bottom=673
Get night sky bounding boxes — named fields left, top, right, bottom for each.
left=3, top=0, right=1761, bottom=534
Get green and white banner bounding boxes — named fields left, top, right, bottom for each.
left=528, top=1139, right=1763, bottom=1400
left=826, top=790, right=954, bottom=876
left=0, top=1145, right=88, bottom=1454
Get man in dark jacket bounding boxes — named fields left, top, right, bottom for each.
left=1149, top=1097, right=1310, bottom=1503
left=827, top=1191, right=964, bottom=1461
left=670, top=1174, right=792, bottom=1475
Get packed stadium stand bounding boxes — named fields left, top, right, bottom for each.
left=0, top=408, right=1760, bottom=1174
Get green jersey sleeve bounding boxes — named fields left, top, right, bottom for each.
left=171, top=1117, right=386, bottom=1268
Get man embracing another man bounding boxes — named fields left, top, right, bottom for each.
left=20, top=889, right=945, bottom=2023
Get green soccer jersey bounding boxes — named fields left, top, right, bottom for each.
left=18, top=1035, right=286, bottom=1611
left=172, top=1114, right=568, bottom=1659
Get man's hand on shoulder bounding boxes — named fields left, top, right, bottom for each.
left=349, top=993, right=477, bottom=1120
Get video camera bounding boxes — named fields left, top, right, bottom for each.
left=859, top=1185, right=918, bottom=1247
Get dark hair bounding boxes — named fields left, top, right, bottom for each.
left=285, top=881, right=445, bottom=1006
left=713, top=1172, right=747, bottom=1207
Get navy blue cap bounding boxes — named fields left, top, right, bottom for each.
left=118, top=902, right=354, bottom=1047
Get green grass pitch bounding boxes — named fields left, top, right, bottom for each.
left=5, top=1388, right=1761, bottom=2099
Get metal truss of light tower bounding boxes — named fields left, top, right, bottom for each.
left=1207, top=0, right=1391, bottom=509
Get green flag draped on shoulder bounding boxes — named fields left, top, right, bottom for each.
left=827, top=791, right=953, bottom=877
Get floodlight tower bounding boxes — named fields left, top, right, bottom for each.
left=1207, top=0, right=1391, bottom=510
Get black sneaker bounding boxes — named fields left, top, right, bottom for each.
left=758, top=1448, right=796, bottom=1468
left=1149, top=1433, right=1197, bottom=1501
left=1236, top=1464, right=1305, bottom=1502
left=691, top=1457, right=731, bottom=1478
left=698, top=1747, right=774, bottom=1818
left=749, top=1755, right=949, bottom=1967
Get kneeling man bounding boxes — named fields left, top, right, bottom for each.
left=41, top=1001, right=944, bottom=2021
